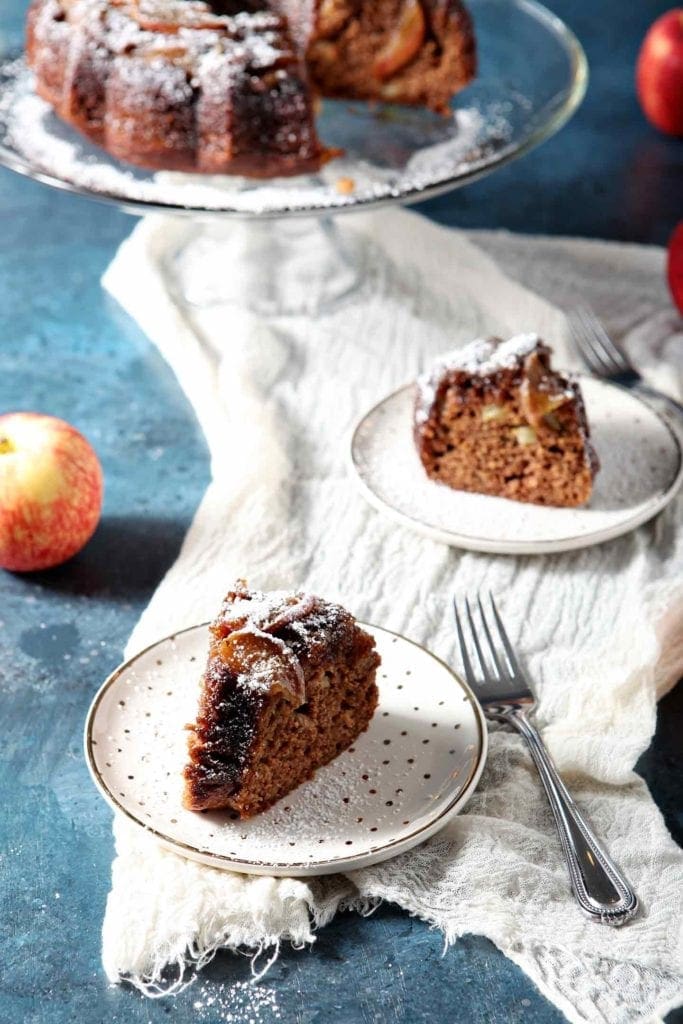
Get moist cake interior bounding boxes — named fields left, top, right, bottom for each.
left=414, top=335, right=599, bottom=507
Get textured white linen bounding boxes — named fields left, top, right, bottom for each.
left=101, top=210, right=683, bottom=1022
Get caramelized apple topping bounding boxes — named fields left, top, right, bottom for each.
left=373, top=0, right=426, bottom=81
left=316, top=0, right=351, bottom=39
left=520, top=351, right=571, bottom=431
left=217, top=628, right=306, bottom=703
left=308, top=39, right=338, bottom=68
left=131, top=0, right=228, bottom=32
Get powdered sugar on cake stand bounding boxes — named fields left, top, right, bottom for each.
left=0, top=58, right=492, bottom=216
left=0, top=0, right=587, bottom=220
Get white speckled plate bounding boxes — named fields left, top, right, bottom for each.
left=350, top=376, right=683, bottom=555
left=85, top=623, right=487, bottom=876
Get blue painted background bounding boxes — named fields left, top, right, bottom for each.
left=0, top=1, right=681, bottom=1022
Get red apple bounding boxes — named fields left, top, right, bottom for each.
left=636, top=9, right=683, bottom=136
left=0, top=413, right=103, bottom=572
left=668, top=222, right=683, bottom=314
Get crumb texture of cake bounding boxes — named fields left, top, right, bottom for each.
left=25, top=0, right=476, bottom=175
left=303, top=0, right=476, bottom=113
left=183, top=582, right=380, bottom=818
left=414, top=335, right=600, bottom=507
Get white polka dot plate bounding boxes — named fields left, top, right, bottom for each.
left=85, top=622, right=487, bottom=876
left=350, top=376, right=683, bottom=555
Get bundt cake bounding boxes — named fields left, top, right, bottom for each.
left=414, top=335, right=600, bottom=507
left=183, top=582, right=380, bottom=817
left=26, top=0, right=476, bottom=177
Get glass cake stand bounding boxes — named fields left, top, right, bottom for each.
left=0, top=0, right=587, bottom=314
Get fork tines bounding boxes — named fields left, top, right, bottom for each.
left=453, top=593, right=523, bottom=696
left=567, top=305, right=635, bottom=378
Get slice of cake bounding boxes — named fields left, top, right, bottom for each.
left=414, top=335, right=599, bottom=507
left=183, top=583, right=380, bottom=817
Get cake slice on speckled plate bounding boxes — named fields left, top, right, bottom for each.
left=414, top=335, right=599, bottom=507
left=183, top=582, right=380, bottom=818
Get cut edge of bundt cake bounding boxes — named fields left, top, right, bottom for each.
left=304, top=0, right=477, bottom=113
left=183, top=582, right=380, bottom=818
left=414, top=335, right=600, bottom=508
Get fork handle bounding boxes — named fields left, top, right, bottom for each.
left=506, top=710, right=638, bottom=926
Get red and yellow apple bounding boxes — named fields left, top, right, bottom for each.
left=0, top=412, right=103, bottom=572
left=668, top=222, right=683, bottom=315
left=636, top=9, right=683, bottom=136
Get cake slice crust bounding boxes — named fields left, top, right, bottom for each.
left=183, top=583, right=380, bottom=818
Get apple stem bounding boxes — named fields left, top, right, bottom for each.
left=0, top=437, right=14, bottom=455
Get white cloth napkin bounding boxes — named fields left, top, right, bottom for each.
left=101, top=209, right=683, bottom=1022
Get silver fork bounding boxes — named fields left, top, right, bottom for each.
left=454, top=593, right=638, bottom=926
left=568, top=304, right=683, bottom=421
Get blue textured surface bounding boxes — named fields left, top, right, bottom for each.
left=0, top=2, right=681, bottom=1023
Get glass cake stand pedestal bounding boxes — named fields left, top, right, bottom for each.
left=163, top=215, right=366, bottom=317
left=0, top=0, right=587, bottom=316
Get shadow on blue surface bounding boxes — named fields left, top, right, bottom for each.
left=21, top=517, right=190, bottom=600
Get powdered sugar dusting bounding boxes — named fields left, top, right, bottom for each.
left=426, top=332, right=540, bottom=378
left=216, top=586, right=349, bottom=636
left=190, top=980, right=281, bottom=1022
left=209, top=585, right=352, bottom=700
left=414, top=333, right=541, bottom=424
left=0, top=56, right=499, bottom=214
left=226, top=627, right=305, bottom=699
